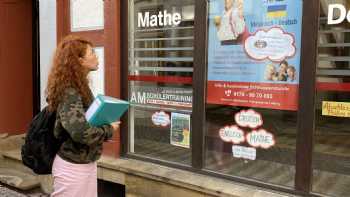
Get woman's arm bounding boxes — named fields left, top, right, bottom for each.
left=58, top=89, right=113, bottom=145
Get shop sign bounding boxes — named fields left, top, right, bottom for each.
left=234, top=109, right=263, bottom=129
left=327, top=4, right=350, bottom=25
left=170, top=113, right=191, bottom=148
left=219, top=125, right=245, bottom=144
left=130, top=86, right=192, bottom=108
left=322, top=101, right=350, bottom=118
left=207, top=0, right=302, bottom=111
left=246, top=129, right=275, bottom=149
left=152, top=111, right=170, bottom=127
left=232, top=145, right=256, bottom=160
left=138, top=10, right=182, bottom=27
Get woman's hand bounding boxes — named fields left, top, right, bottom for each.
left=110, top=121, right=121, bottom=131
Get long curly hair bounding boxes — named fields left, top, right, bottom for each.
left=46, top=35, right=93, bottom=112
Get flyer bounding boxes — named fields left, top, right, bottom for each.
left=170, top=112, right=191, bottom=148
left=207, top=0, right=302, bottom=111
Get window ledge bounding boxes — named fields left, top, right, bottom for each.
left=97, top=156, right=293, bottom=197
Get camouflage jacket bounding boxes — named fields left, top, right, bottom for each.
left=54, top=88, right=113, bottom=164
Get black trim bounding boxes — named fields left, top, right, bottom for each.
left=120, top=0, right=129, bottom=157
left=295, top=0, right=320, bottom=192
left=192, top=0, right=208, bottom=169
left=32, top=0, right=41, bottom=115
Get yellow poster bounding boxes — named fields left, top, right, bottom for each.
left=322, top=101, right=350, bottom=117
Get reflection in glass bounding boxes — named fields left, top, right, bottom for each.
left=205, top=106, right=296, bottom=187
left=127, top=0, right=194, bottom=165
left=204, top=0, right=302, bottom=187
left=313, top=1, right=350, bottom=196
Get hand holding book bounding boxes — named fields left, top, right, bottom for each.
left=110, top=121, right=121, bottom=131
left=85, top=95, right=129, bottom=127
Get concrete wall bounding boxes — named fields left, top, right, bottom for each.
left=39, top=0, right=57, bottom=109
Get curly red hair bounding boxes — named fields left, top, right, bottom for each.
left=46, top=35, right=93, bottom=111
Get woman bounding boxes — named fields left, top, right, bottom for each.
left=215, top=0, right=246, bottom=45
left=46, top=35, right=120, bottom=197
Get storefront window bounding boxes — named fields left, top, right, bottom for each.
left=313, top=1, right=350, bottom=196
left=204, top=0, right=302, bottom=187
left=128, top=0, right=194, bottom=165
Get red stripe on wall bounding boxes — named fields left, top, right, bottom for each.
left=316, top=82, right=350, bottom=92
left=128, top=75, right=193, bottom=84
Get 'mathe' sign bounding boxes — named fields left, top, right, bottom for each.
left=328, top=4, right=350, bottom=25
left=138, top=10, right=181, bottom=28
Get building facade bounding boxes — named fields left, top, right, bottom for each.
left=1, top=0, right=350, bottom=196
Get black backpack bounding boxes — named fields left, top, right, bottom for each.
left=21, top=106, right=64, bottom=174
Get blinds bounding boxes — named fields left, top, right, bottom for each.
left=129, top=3, right=195, bottom=77
left=317, top=0, right=350, bottom=91
left=318, top=2, right=350, bottom=78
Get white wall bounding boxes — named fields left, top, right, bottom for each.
left=39, top=0, right=105, bottom=108
left=39, top=0, right=57, bottom=109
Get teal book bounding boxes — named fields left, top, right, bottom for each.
left=85, top=94, right=129, bottom=126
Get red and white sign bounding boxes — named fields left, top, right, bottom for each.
left=235, top=109, right=263, bottom=129
left=246, top=129, right=275, bottom=149
left=219, top=125, right=245, bottom=144
left=207, top=81, right=298, bottom=111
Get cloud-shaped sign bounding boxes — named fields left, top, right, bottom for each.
left=235, top=109, right=263, bottom=129
left=152, top=111, right=170, bottom=127
left=219, top=125, right=245, bottom=144
left=246, top=129, right=275, bottom=149
left=244, top=27, right=296, bottom=62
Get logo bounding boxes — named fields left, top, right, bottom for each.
left=254, top=40, right=267, bottom=49
left=327, top=4, right=350, bottom=25
left=267, top=4, right=287, bottom=18
left=138, top=10, right=181, bottom=28
left=224, top=90, right=232, bottom=97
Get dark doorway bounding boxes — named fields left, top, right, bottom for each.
left=98, top=180, right=125, bottom=197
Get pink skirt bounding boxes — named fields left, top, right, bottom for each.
left=51, top=155, right=97, bottom=197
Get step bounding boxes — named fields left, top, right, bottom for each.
left=2, top=149, right=21, bottom=161
left=0, top=168, right=40, bottom=190
left=0, top=149, right=42, bottom=191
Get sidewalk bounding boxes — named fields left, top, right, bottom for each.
left=0, top=183, right=47, bottom=197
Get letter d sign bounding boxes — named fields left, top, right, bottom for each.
left=328, top=4, right=347, bottom=25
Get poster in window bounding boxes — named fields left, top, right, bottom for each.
left=207, top=0, right=302, bottom=111
left=170, top=112, right=191, bottom=148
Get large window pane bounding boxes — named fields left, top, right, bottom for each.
left=204, top=0, right=303, bottom=187
left=313, top=1, right=350, bottom=196
left=128, top=0, right=194, bottom=165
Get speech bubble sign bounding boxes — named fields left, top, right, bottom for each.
left=235, top=109, right=263, bottom=129
left=246, top=129, right=275, bottom=149
left=244, top=27, right=296, bottom=62
left=219, top=125, right=245, bottom=144
left=152, top=111, right=170, bottom=127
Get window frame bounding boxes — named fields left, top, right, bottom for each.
left=57, top=0, right=121, bottom=157
left=120, top=0, right=321, bottom=196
